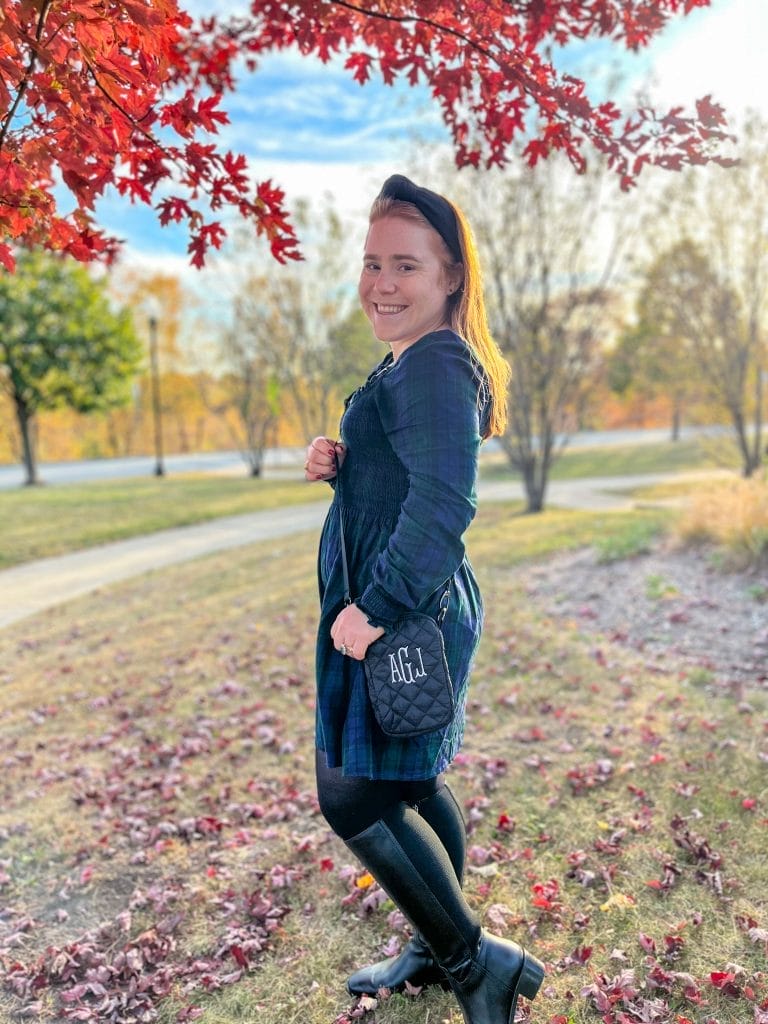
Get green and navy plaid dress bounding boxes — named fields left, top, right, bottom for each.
left=315, top=328, right=489, bottom=780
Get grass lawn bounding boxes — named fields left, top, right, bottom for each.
left=0, top=475, right=323, bottom=569
left=0, top=435, right=748, bottom=571
left=480, top=436, right=744, bottom=482
left=0, top=503, right=765, bottom=1024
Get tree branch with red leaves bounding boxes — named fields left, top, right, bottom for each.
left=0, top=0, right=736, bottom=272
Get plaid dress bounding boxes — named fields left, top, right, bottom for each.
left=315, top=329, right=489, bottom=780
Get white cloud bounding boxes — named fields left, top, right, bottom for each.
left=639, top=0, right=767, bottom=119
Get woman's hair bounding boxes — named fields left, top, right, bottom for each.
left=368, top=194, right=510, bottom=438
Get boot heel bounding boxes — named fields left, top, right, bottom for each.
left=516, top=951, right=545, bottom=1000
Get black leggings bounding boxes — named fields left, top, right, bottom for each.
left=315, top=749, right=467, bottom=882
left=315, top=749, right=442, bottom=839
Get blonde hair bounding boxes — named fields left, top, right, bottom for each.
left=368, top=194, right=510, bottom=437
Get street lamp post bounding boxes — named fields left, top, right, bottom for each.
left=148, top=312, right=165, bottom=477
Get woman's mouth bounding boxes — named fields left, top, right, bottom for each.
left=375, top=303, right=407, bottom=315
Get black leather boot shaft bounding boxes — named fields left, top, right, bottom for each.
left=346, top=786, right=466, bottom=995
left=343, top=811, right=480, bottom=964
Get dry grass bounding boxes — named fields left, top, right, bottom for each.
left=676, top=474, right=768, bottom=570
left=0, top=503, right=766, bottom=1024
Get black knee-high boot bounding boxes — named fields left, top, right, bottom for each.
left=344, top=803, right=544, bottom=1024
left=347, top=785, right=466, bottom=994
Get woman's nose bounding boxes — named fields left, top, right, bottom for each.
left=374, top=271, right=396, bottom=293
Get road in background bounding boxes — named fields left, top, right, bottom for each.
left=0, top=426, right=729, bottom=490
left=0, top=447, right=302, bottom=490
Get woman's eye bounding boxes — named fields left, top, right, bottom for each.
left=364, top=262, right=380, bottom=272
left=398, top=264, right=415, bottom=272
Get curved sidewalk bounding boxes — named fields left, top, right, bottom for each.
left=0, top=501, right=329, bottom=630
left=0, top=470, right=726, bottom=630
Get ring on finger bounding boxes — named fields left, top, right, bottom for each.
left=340, top=643, right=348, bottom=656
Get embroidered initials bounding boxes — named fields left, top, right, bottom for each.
left=388, top=645, right=427, bottom=685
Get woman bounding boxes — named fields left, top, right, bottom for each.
left=304, top=175, right=543, bottom=1024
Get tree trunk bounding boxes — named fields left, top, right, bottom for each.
left=671, top=398, right=682, bottom=442
left=749, top=362, right=764, bottom=473
left=730, top=406, right=760, bottom=477
left=522, top=458, right=546, bottom=514
left=14, top=397, right=41, bottom=486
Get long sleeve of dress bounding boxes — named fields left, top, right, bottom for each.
left=357, top=335, right=483, bottom=625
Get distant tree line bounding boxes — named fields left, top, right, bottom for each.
left=1, top=114, right=765, bottom=501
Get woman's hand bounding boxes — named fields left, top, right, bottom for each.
left=304, top=437, right=346, bottom=481
left=330, top=603, right=385, bottom=661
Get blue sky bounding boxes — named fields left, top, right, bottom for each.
left=96, top=0, right=767, bottom=280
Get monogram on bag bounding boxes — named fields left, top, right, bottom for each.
left=364, top=613, right=455, bottom=738
left=388, top=644, right=427, bottom=684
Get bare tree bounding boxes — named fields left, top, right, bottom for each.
left=258, top=266, right=344, bottom=444
left=643, top=113, right=767, bottom=476
left=216, top=199, right=360, bottom=447
left=639, top=238, right=762, bottom=476
left=198, top=299, right=281, bottom=477
left=459, top=156, right=630, bottom=512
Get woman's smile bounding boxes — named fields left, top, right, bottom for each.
left=359, top=216, right=458, bottom=360
left=374, top=302, right=408, bottom=315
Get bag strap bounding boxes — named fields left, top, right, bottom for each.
left=334, top=449, right=353, bottom=606
left=332, top=447, right=449, bottom=623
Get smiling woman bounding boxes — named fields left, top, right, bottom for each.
left=358, top=215, right=462, bottom=358
left=302, top=173, right=544, bottom=1023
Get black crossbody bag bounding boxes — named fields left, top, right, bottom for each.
left=333, top=452, right=455, bottom=738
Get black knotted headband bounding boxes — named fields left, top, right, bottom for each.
left=378, top=174, right=462, bottom=264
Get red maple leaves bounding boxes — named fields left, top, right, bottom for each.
left=0, top=1, right=736, bottom=271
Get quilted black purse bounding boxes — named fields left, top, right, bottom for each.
left=334, top=454, right=455, bottom=738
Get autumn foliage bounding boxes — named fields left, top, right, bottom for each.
left=0, top=1, right=736, bottom=272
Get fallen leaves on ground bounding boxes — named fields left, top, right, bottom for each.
left=0, top=536, right=765, bottom=1024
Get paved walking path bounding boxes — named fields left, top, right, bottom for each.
left=0, top=470, right=727, bottom=630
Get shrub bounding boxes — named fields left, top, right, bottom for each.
left=676, top=474, right=768, bottom=569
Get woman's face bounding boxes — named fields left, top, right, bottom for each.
left=358, top=216, right=459, bottom=360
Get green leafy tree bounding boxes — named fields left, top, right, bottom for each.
left=0, top=249, right=142, bottom=485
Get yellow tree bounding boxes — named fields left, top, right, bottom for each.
left=109, top=269, right=211, bottom=457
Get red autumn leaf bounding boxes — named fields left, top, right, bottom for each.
left=196, top=94, right=229, bottom=132
left=0, top=0, right=735, bottom=268
left=229, top=944, right=249, bottom=968
left=709, top=971, right=742, bottom=997
left=638, top=932, right=656, bottom=954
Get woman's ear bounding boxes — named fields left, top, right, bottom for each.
left=447, top=264, right=464, bottom=295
